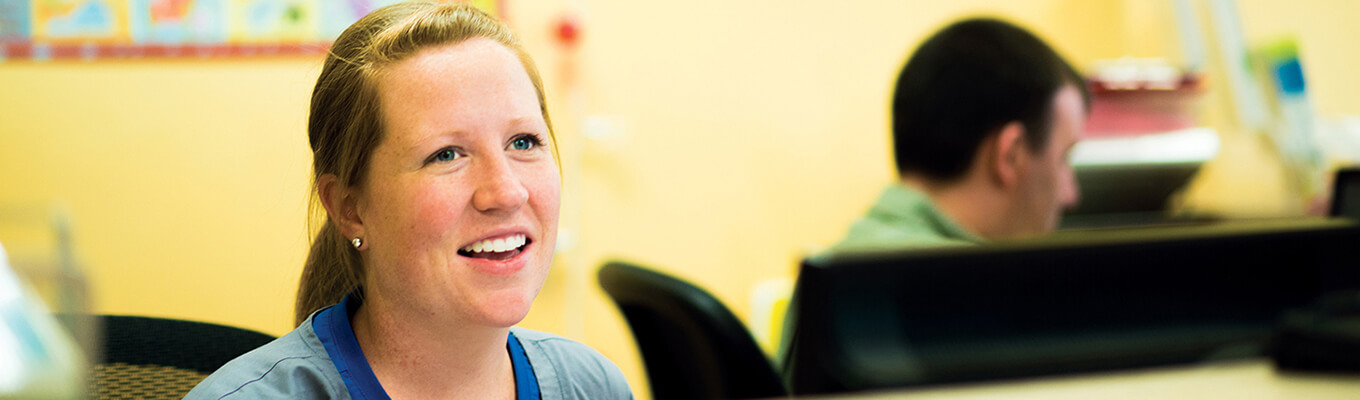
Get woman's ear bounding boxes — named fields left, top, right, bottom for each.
left=991, top=121, right=1027, bottom=190
left=318, top=173, right=365, bottom=242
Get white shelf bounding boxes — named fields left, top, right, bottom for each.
left=1072, top=128, right=1220, bottom=167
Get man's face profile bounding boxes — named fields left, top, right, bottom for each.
left=1014, top=84, right=1085, bottom=236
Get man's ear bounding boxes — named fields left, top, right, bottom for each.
left=318, top=173, right=365, bottom=241
left=990, top=121, right=1027, bottom=190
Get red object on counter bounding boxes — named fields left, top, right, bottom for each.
left=1085, top=75, right=1206, bottom=137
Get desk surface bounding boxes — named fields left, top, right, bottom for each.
left=809, top=360, right=1360, bottom=399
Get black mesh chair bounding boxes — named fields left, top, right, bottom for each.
left=598, top=261, right=787, bottom=400
left=79, top=315, right=276, bottom=399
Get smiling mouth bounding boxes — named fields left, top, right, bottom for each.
left=457, top=234, right=530, bottom=261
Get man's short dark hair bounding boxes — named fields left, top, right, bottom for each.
left=891, top=18, right=1089, bottom=181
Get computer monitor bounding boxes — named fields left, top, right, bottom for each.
left=783, top=218, right=1360, bottom=395
left=1331, top=167, right=1360, bottom=220
left=1061, top=161, right=1202, bottom=228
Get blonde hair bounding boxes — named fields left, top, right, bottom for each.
left=296, top=1, right=555, bottom=325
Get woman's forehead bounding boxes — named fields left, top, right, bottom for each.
left=374, top=41, right=541, bottom=135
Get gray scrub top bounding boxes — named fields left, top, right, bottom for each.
left=186, top=294, right=633, bottom=399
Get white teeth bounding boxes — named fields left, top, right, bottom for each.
left=461, top=234, right=526, bottom=254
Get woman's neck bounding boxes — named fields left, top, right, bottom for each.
left=350, top=293, right=516, bottom=399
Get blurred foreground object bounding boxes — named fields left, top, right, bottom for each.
left=0, top=241, right=87, bottom=399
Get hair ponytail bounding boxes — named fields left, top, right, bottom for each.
left=295, top=221, right=363, bottom=325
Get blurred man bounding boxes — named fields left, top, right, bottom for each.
left=833, top=18, right=1090, bottom=251
left=780, top=18, right=1092, bottom=380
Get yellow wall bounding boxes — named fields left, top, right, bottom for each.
left=2, top=1, right=1357, bottom=398
left=0, top=60, right=318, bottom=334
left=1237, top=0, right=1360, bottom=117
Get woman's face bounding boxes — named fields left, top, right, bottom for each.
left=357, top=38, right=559, bottom=328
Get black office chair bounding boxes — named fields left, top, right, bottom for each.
left=79, top=315, right=276, bottom=399
left=598, top=261, right=787, bottom=400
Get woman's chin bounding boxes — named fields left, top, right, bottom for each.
left=472, top=294, right=535, bottom=328
left=481, top=311, right=531, bottom=329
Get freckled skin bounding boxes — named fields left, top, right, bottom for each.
left=357, top=38, right=561, bottom=329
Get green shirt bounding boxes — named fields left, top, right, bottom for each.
left=833, top=184, right=984, bottom=252
left=780, top=185, right=985, bottom=371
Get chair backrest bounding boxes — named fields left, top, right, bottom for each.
left=83, top=315, right=275, bottom=399
left=598, top=261, right=787, bottom=400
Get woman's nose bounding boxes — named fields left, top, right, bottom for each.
left=471, top=156, right=529, bottom=213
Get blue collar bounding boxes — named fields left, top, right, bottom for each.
left=313, top=293, right=541, bottom=399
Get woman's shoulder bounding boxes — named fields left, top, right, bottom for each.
left=185, top=320, right=347, bottom=399
left=510, top=327, right=634, bottom=399
left=509, top=327, right=614, bottom=370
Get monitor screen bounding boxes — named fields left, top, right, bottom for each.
left=783, top=219, right=1360, bottom=395
left=1331, top=168, right=1360, bottom=220
left=1061, top=162, right=1202, bottom=229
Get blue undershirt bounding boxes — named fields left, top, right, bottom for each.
left=312, top=293, right=541, bottom=399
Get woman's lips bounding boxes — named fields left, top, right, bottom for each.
left=457, top=233, right=532, bottom=275
left=458, top=234, right=529, bottom=260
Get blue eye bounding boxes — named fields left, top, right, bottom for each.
left=511, top=135, right=542, bottom=151
left=431, top=148, right=458, bottom=163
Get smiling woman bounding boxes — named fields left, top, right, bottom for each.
left=183, top=2, right=631, bottom=399
left=349, top=35, right=563, bottom=334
